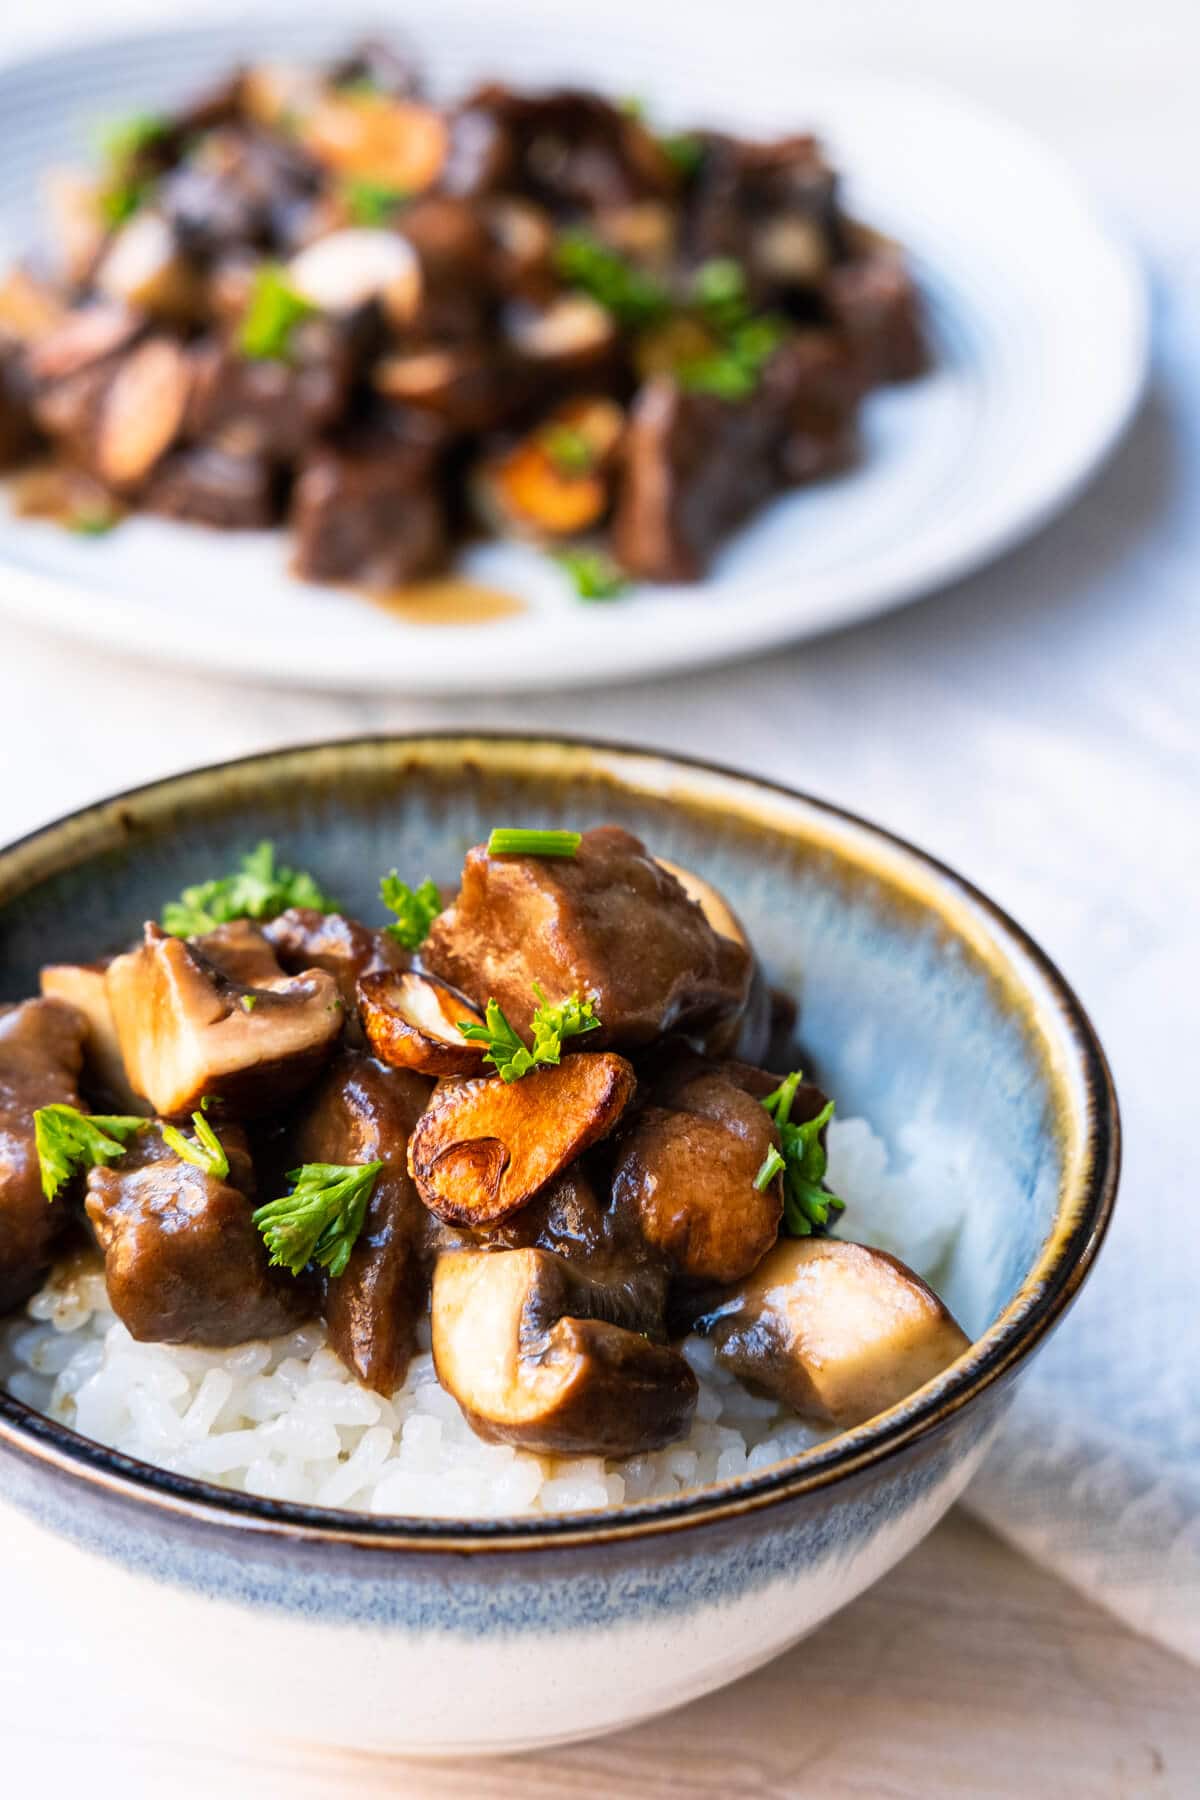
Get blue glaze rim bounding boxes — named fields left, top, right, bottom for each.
left=0, top=732, right=1120, bottom=1552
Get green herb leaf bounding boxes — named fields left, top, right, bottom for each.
left=160, top=1111, right=230, bottom=1180
left=753, top=1145, right=786, bottom=1192
left=761, top=1072, right=845, bottom=1236
left=486, top=828, right=582, bottom=858
left=342, top=176, right=408, bottom=225
left=554, top=548, right=630, bottom=601
left=675, top=314, right=787, bottom=401
left=540, top=424, right=596, bottom=476
left=160, top=840, right=336, bottom=937
left=379, top=873, right=441, bottom=950
left=98, top=112, right=170, bottom=165
left=660, top=131, right=704, bottom=178
left=253, top=1161, right=382, bottom=1278
left=554, top=229, right=669, bottom=330
left=68, top=504, right=120, bottom=537
left=458, top=984, right=600, bottom=1083
left=33, top=1105, right=147, bottom=1202
left=238, top=265, right=316, bottom=361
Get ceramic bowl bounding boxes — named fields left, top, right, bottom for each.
left=0, top=734, right=1118, bottom=1757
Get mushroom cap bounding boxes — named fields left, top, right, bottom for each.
left=432, top=1247, right=697, bottom=1457
left=358, top=968, right=485, bottom=1078
left=697, top=1236, right=971, bottom=1428
left=105, top=923, right=344, bottom=1119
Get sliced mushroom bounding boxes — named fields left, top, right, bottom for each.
left=25, top=304, right=144, bottom=385
left=484, top=197, right=554, bottom=292
left=302, top=94, right=448, bottom=194
left=408, top=1052, right=635, bottom=1228
left=358, top=969, right=485, bottom=1078
left=287, top=228, right=421, bottom=326
left=93, top=211, right=202, bottom=322
left=44, top=167, right=107, bottom=286
left=695, top=1237, right=970, bottom=1429
left=0, top=268, right=67, bottom=341
left=39, top=960, right=148, bottom=1114
left=93, top=338, right=191, bottom=489
left=105, top=922, right=343, bottom=1119
left=432, top=1247, right=697, bottom=1456
left=475, top=397, right=623, bottom=539
left=505, top=294, right=616, bottom=372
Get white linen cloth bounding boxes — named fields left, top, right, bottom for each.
left=0, top=0, right=1196, bottom=1662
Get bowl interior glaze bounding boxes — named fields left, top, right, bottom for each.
left=0, top=734, right=1117, bottom=1537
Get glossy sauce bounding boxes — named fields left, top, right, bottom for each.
left=361, top=578, right=524, bottom=627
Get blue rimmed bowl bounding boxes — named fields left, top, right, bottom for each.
left=0, top=734, right=1118, bottom=1756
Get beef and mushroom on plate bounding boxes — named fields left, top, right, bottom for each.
left=0, top=37, right=928, bottom=603
left=0, top=825, right=969, bottom=1510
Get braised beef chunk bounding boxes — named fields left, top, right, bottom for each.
left=445, top=85, right=675, bottom=211
left=145, top=445, right=278, bottom=529
left=612, top=1061, right=783, bottom=1284
left=611, top=375, right=779, bottom=581
left=289, top=1051, right=433, bottom=1393
left=290, top=423, right=448, bottom=586
left=0, top=999, right=87, bottom=1313
left=185, top=324, right=357, bottom=462
left=0, top=342, right=37, bottom=468
left=85, top=1122, right=313, bottom=1345
left=424, top=826, right=750, bottom=1050
left=768, top=331, right=865, bottom=484
left=158, top=129, right=322, bottom=263
left=682, top=132, right=841, bottom=293
left=825, top=250, right=928, bottom=385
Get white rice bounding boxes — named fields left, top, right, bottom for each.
left=0, top=1115, right=967, bottom=1517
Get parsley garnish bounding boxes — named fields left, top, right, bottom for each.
left=160, top=840, right=336, bottom=937
left=541, top=425, right=596, bottom=476
left=68, top=504, right=120, bottom=537
left=96, top=111, right=168, bottom=228
left=761, top=1071, right=845, bottom=1236
left=554, top=230, right=669, bottom=330
left=160, top=1111, right=230, bottom=1180
left=660, top=131, right=704, bottom=178
left=343, top=177, right=409, bottom=225
left=753, top=1145, right=786, bottom=1191
left=457, top=984, right=600, bottom=1083
left=554, top=548, right=630, bottom=601
left=380, top=872, right=441, bottom=949
left=238, top=265, right=316, bottom=361
left=33, top=1105, right=147, bottom=1202
left=253, top=1161, right=382, bottom=1278
left=486, top=829, right=582, bottom=858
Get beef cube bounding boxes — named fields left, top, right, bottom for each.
left=0, top=999, right=88, bottom=1313
left=290, top=422, right=448, bottom=587
left=612, top=375, right=781, bottom=582
left=422, top=825, right=752, bottom=1051
left=145, top=446, right=278, bottom=529
left=85, top=1121, right=313, bottom=1345
left=825, top=251, right=929, bottom=385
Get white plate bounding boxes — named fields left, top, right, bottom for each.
left=0, top=13, right=1147, bottom=693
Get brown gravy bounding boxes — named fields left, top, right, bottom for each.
left=361, top=578, right=524, bottom=627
